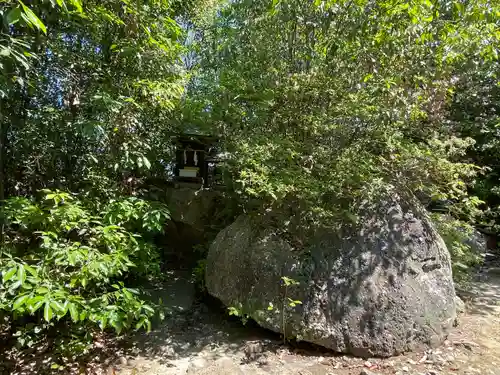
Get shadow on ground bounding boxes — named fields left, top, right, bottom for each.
left=456, top=272, right=500, bottom=316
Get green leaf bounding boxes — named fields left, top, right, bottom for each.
left=0, top=47, right=11, bottom=57
left=5, top=7, right=22, bottom=25
left=28, top=296, right=45, bottom=313
left=3, top=267, right=17, bottom=282
left=19, top=1, right=47, bottom=34
left=44, top=302, right=53, bottom=322
left=24, top=264, right=38, bottom=277
left=9, top=280, right=22, bottom=291
left=135, top=317, right=146, bottom=330
left=68, top=303, right=79, bottom=322
left=99, top=316, right=107, bottom=330
left=79, top=310, right=87, bottom=321
left=68, top=0, right=83, bottom=12
left=17, top=265, right=26, bottom=285
left=143, top=156, right=151, bottom=169
left=50, top=300, right=66, bottom=313
left=13, top=295, right=29, bottom=310
left=122, top=289, right=133, bottom=299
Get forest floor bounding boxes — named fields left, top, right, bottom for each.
left=106, top=268, right=500, bottom=375
left=3, top=267, right=500, bottom=375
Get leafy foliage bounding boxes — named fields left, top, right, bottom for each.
left=0, top=0, right=190, bottom=200
left=0, top=0, right=499, bottom=365
left=188, top=0, right=499, bottom=229
left=0, top=190, right=169, bottom=350
left=449, top=57, right=500, bottom=232
left=432, top=214, right=483, bottom=282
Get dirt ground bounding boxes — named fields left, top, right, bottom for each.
left=105, top=272, right=500, bottom=375
left=3, top=270, right=500, bottom=375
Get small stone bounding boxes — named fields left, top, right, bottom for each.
left=244, top=342, right=263, bottom=360
left=116, top=357, right=128, bottom=366
left=364, top=361, right=372, bottom=368
left=425, top=352, right=445, bottom=365
left=383, top=360, right=395, bottom=368
left=427, top=370, right=439, bottom=375
left=402, top=366, right=409, bottom=372
left=455, top=341, right=479, bottom=351
left=360, top=370, right=376, bottom=375
left=407, top=359, right=417, bottom=365
left=188, top=357, right=209, bottom=369
left=163, top=346, right=176, bottom=357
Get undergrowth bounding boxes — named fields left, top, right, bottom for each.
left=0, top=190, right=170, bottom=358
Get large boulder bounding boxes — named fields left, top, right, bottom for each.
left=205, top=191, right=457, bottom=357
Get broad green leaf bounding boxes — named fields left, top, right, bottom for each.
left=79, top=310, right=87, bottom=321
left=3, top=267, right=17, bottom=282
left=69, top=0, right=83, bottom=12
left=9, top=280, right=22, bottom=291
left=28, top=296, right=45, bottom=312
left=5, top=7, right=22, bottom=25
left=19, top=1, right=47, bottom=34
left=13, top=295, right=30, bottom=310
left=143, top=156, right=151, bottom=169
left=44, top=302, right=53, bottom=322
left=17, top=264, right=26, bottom=285
left=99, top=316, right=107, bottom=330
left=135, top=317, right=146, bottom=330
left=0, top=47, right=11, bottom=57
left=24, top=264, right=37, bottom=277
left=68, top=303, right=79, bottom=322
left=50, top=300, right=66, bottom=313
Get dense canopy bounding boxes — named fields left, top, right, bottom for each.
left=0, top=0, right=498, bottom=366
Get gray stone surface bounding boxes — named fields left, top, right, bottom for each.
left=165, top=187, right=221, bottom=232
left=205, top=189, right=457, bottom=357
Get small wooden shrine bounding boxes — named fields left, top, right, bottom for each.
left=173, top=134, right=222, bottom=188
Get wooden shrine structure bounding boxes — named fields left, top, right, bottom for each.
left=173, top=134, right=223, bottom=188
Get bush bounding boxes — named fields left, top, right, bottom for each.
left=432, top=213, right=483, bottom=283
left=0, top=190, right=169, bottom=352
